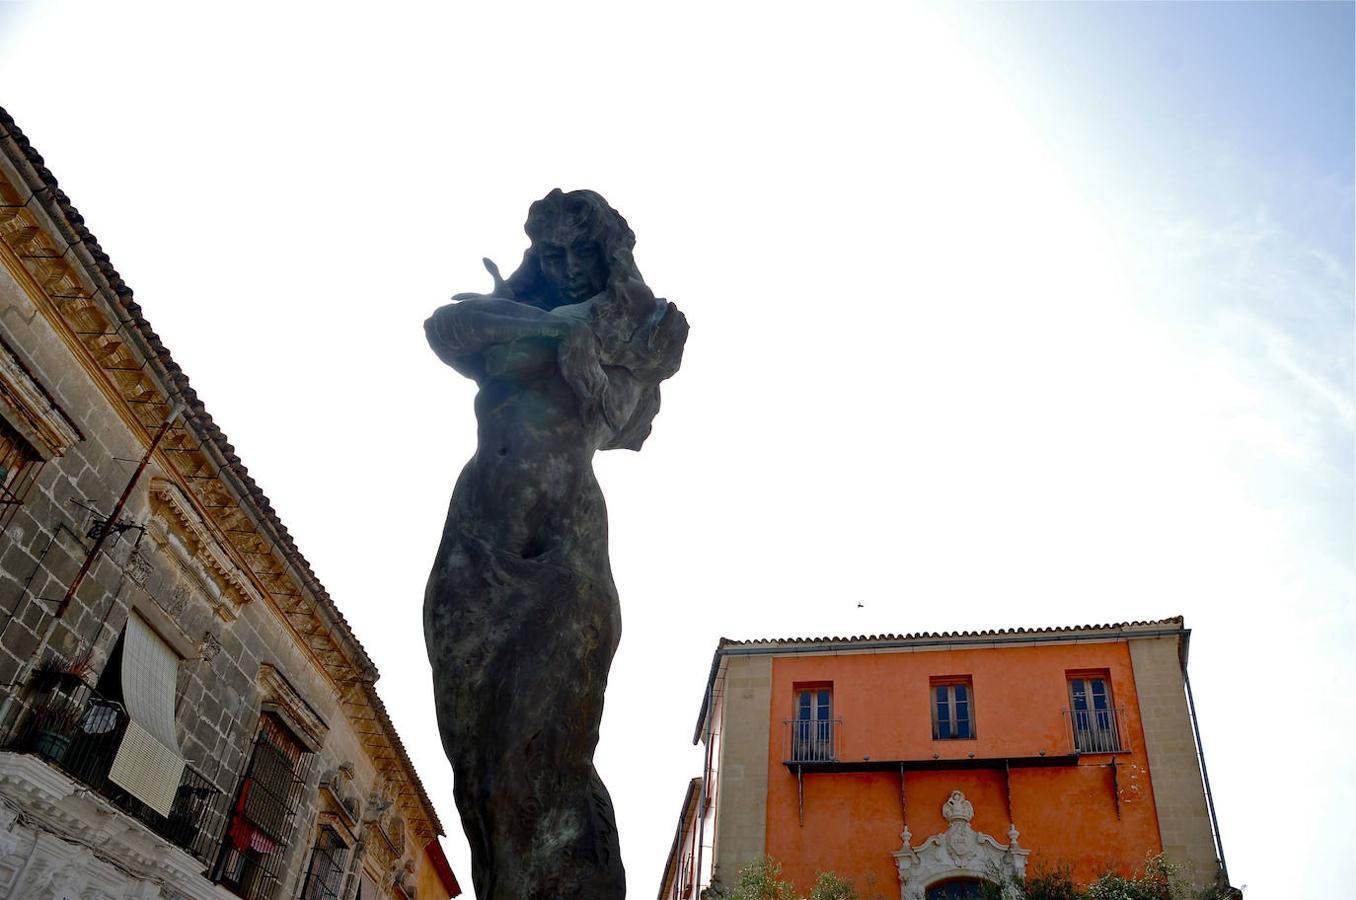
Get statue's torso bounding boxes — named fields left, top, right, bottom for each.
left=447, top=351, right=609, bottom=579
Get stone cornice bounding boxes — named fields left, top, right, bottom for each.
left=0, top=111, right=442, bottom=842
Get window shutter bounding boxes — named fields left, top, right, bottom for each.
left=108, top=612, right=185, bottom=815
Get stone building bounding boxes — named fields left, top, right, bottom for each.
left=664, top=617, right=1236, bottom=900
left=0, top=108, right=459, bottom=900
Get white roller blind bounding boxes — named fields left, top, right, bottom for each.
left=108, top=612, right=186, bottom=816
left=109, top=721, right=183, bottom=816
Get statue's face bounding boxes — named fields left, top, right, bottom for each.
left=537, top=237, right=607, bottom=304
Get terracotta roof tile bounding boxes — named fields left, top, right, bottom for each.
left=715, top=616, right=1185, bottom=648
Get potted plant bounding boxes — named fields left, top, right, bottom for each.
left=27, top=650, right=92, bottom=763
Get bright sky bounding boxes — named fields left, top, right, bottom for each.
left=2, top=2, right=1351, bottom=897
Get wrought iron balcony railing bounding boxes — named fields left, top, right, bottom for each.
left=1062, top=704, right=1128, bottom=754
left=783, top=718, right=842, bottom=763
left=2, top=682, right=227, bottom=863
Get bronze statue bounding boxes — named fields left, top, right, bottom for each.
left=424, top=190, right=687, bottom=899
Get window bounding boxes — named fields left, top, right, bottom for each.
left=213, top=715, right=313, bottom=900
left=931, top=678, right=974, bottom=740
left=792, top=686, right=833, bottom=761
left=300, top=827, right=348, bottom=900
left=1068, top=675, right=1121, bottom=753
left=927, top=877, right=986, bottom=899
left=0, top=416, right=42, bottom=531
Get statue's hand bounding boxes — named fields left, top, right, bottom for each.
left=449, top=259, right=508, bottom=303
left=558, top=321, right=607, bottom=420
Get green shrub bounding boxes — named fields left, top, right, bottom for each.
left=993, top=855, right=1236, bottom=900
left=708, top=857, right=797, bottom=900
left=1023, top=865, right=1083, bottom=900
left=809, top=871, right=860, bottom=900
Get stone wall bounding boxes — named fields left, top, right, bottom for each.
left=0, top=112, right=447, bottom=900
left=708, top=653, right=772, bottom=890
left=1128, top=635, right=1221, bottom=889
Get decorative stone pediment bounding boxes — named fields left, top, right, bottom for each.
left=0, top=335, right=81, bottom=459
left=146, top=477, right=262, bottom=621
left=257, top=664, right=328, bottom=752
left=892, top=790, right=1030, bottom=900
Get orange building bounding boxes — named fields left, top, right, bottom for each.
left=662, top=618, right=1234, bottom=899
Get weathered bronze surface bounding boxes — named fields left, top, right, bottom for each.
left=424, top=190, right=687, bottom=899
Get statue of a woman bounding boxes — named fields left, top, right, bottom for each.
left=424, top=190, right=687, bottom=899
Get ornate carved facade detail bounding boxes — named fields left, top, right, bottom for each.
left=0, top=753, right=220, bottom=899
left=124, top=548, right=153, bottom=586
left=386, top=813, right=406, bottom=857
left=257, top=663, right=328, bottom=753
left=359, top=790, right=411, bottom=891
left=396, top=858, right=417, bottom=897
left=891, top=790, right=1030, bottom=900
left=319, top=765, right=362, bottom=828
left=198, top=630, right=222, bottom=662
left=0, top=334, right=81, bottom=460
left=145, top=477, right=262, bottom=621
left=159, top=583, right=190, bottom=617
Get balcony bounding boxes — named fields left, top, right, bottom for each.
left=783, top=718, right=842, bottom=764
left=1062, top=704, right=1128, bottom=754
left=1, top=680, right=226, bottom=863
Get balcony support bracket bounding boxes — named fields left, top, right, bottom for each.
left=1003, top=758, right=1012, bottom=824
left=1110, top=756, right=1121, bottom=820
left=796, top=764, right=804, bottom=827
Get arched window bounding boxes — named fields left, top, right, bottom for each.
left=926, top=877, right=987, bottom=900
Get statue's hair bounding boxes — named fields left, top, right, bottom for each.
left=503, top=189, right=643, bottom=308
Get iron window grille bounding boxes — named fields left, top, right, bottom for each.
left=0, top=678, right=225, bottom=862
left=1065, top=676, right=1125, bottom=753
left=932, top=679, right=974, bottom=740
left=926, top=877, right=987, bottom=899
left=299, top=826, right=348, bottom=900
left=788, top=687, right=838, bottom=762
left=0, top=416, right=43, bottom=531
left=213, top=715, right=314, bottom=900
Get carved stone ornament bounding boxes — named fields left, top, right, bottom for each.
left=161, top=582, right=191, bottom=617
left=0, top=335, right=81, bottom=460
left=385, top=813, right=406, bottom=857
left=320, top=767, right=362, bottom=826
left=257, top=663, right=328, bottom=752
left=145, top=477, right=263, bottom=621
left=198, top=631, right=222, bottom=662
left=124, top=548, right=152, bottom=587
left=891, top=790, right=1030, bottom=900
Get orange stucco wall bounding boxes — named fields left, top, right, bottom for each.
left=764, top=643, right=1163, bottom=893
